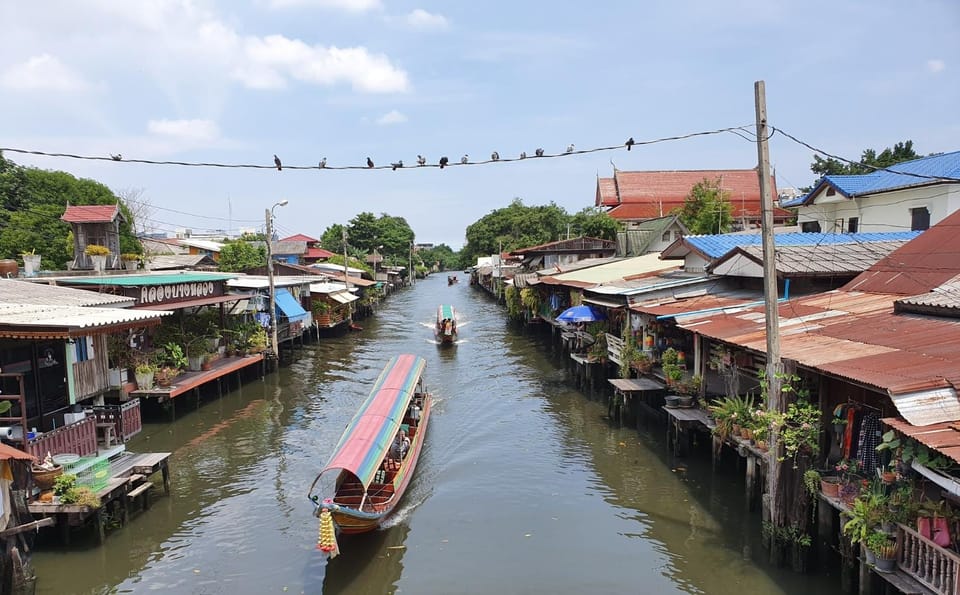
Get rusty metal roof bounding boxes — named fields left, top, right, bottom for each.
left=883, top=417, right=960, bottom=464
left=843, top=209, right=960, bottom=295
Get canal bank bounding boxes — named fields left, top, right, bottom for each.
left=31, top=273, right=839, bottom=594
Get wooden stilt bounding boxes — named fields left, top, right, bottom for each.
left=746, top=455, right=757, bottom=510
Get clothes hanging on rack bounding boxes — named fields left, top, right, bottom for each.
left=856, top=412, right=881, bottom=475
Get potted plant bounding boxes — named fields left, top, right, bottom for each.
left=866, top=529, right=897, bottom=572
left=107, top=333, right=132, bottom=388
left=121, top=252, right=140, bottom=271
left=134, top=361, right=157, bottom=390
left=20, top=249, right=41, bottom=277
left=85, top=244, right=111, bottom=271
left=52, top=473, right=77, bottom=504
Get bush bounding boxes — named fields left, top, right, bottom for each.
left=84, top=244, right=110, bottom=256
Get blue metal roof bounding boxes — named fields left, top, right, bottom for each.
left=783, top=150, right=960, bottom=207
left=686, top=231, right=923, bottom=259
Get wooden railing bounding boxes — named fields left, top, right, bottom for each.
left=26, top=416, right=97, bottom=458
left=898, top=523, right=960, bottom=595
left=91, top=399, right=142, bottom=444
left=605, top=333, right=624, bottom=366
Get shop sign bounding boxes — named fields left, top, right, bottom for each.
left=135, top=281, right=222, bottom=306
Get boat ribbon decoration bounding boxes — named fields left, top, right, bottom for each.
left=317, top=498, right=340, bottom=558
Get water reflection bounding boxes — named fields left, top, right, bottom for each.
left=320, top=523, right=411, bottom=595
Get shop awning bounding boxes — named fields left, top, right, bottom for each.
left=137, top=292, right=252, bottom=311
left=330, top=292, right=359, bottom=304
left=275, top=288, right=310, bottom=323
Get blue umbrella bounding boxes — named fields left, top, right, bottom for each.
left=556, top=304, right=605, bottom=323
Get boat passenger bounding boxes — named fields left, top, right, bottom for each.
left=390, top=430, right=410, bottom=460
left=409, top=402, right=421, bottom=422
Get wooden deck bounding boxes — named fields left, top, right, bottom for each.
left=28, top=451, right=171, bottom=544
left=130, top=354, right=265, bottom=402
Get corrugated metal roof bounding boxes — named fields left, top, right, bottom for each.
left=896, top=274, right=960, bottom=314
left=60, top=204, right=120, bottom=223
left=511, top=237, right=616, bottom=255
left=227, top=275, right=315, bottom=289
left=844, top=209, right=960, bottom=295
left=0, top=303, right=170, bottom=334
left=631, top=290, right=760, bottom=317
left=545, top=254, right=678, bottom=285
left=0, top=279, right=133, bottom=307
left=147, top=254, right=215, bottom=270
left=785, top=151, right=960, bottom=207
left=61, top=272, right=238, bottom=286
left=664, top=231, right=922, bottom=260
left=883, top=417, right=960, bottom=464
left=587, top=271, right=710, bottom=296
left=280, top=233, right=318, bottom=243
left=711, top=241, right=911, bottom=277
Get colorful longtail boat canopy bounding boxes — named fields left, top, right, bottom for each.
left=437, top=305, right=456, bottom=321
left=321, top=354, right=426, bottom=489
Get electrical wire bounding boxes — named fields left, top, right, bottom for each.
left=0, top=125, right=755, bottom=171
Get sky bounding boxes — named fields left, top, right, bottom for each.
left=0, top=1, right=957, bottom=250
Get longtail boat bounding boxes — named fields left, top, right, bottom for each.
left=435, top=304, right=457, bottom=344
left=310, top=354, right=431, bottom=550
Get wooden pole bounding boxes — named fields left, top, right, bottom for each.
left=755, top=80, right=786, bottom=555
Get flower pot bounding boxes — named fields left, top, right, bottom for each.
left=91, top=254, right=107, bottom=272
left=755, top=439, right=768, bottom=452
left=31, top=464, right=63, bottom=491
left=135, top=370, right=155, bottom=390
left=188, top=355, right=203, bottom=371
left=123, top=259, right=138, bottom=271
left=108, top=367, right=127, bottom=388
left=675, top=396, right=695, bottom=408
left=664, top=395, right=681, bottom=408
left=864, top=548, right=876, bottom=566
left=820, top=476, right=842, bottom=499
left=874, top=556, right=896, bottom=573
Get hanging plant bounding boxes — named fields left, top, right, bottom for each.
left=504, top=286, right=523, bottom=319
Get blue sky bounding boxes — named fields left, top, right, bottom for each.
left=1, top=1, right=957, bottom=249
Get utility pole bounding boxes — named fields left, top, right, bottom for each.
left=342, top=228, right=351, bottom=320
left=755, top=80, right=785, bottom=555
left=409, top=241, right=414, bottom=287
left=266, top=200, right=287, bottom=362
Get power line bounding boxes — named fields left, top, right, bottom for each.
left=0, top=125, right=754, bottom=172
left=770, top=127, right=960, bottom=183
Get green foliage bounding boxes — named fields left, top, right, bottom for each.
left=418, top=243, right=460, bottom=271
left=675, top=178, right=734, bottom=235
left=504, top=286, right=523, bottom=319
left=762, top=522, right=811, bottom=547
left=84, top=244, right=110, bottom=256
left=0, top=154, right=141, bottom=268
left=325, top=254, right=373, bottom=277
left=803, top=469, right=821, bottom=497
left=865, top=530, right=896, bottom=559
left=760, top=371, right=820, bottom=466
left=461, top=198, right=571, bottom=268
left=218, top=241, right=266, bottom=272
left=156, top=343, right=188, bottom=370
left=811, top=140, right=920, bottom=178
left=843, top=491, right=888, bottom=545
left=53, top=474, right=77, bottom=497
left=568, top=207, right=623, bottom=241
left=519, top=287, right=540, bottom=312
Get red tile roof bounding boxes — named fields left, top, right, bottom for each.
left=281, top=234, right=319, bottom=243
left=61, top=204, right=120, bottom=223
left=843, top=208, right=960, bottom=295
left=595, top=169, right=789, bottom=221
left=305, top=247, right=335, bottom=259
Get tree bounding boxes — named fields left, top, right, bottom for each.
left=568, top=207, right=622, bottom=240
left=461, top=198, right=569, bottom=267
left=675, top=178, right=734, bottom=235
left=0, top=155, right=142, bottom=269
left=320, top=223, right=347, bottom=253
left=810, top=140, right=920, bottom=178
left=418, top=243, right=460, bottom=271
left=218, top=241, right=266, bottom=272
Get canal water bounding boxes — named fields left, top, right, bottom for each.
left=32, top=274, right=842, bottom=594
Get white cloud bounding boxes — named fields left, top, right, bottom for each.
left=405, top=9, right=449, bottom=30
left=0, top=54, right=91, bottom=92
left=927, top=59, right=946, bottom=74
left=236, top=35, right=409, bottom=93
left=267, top=0, right=382, bottom=11
left=147, top=118, right=221, bottom=143
left=376, top=109, right=407, bottom=125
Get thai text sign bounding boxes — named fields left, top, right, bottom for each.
left=134, top=281, right=223, bottom=306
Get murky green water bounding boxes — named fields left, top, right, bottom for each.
left=31, top=274, right=841, bottom=594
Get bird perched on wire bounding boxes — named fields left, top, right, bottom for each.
left=366, top=157, right=374, bottom=168
left=625, top=137, right=635, bottom=151
left=491, top=151, right=499, bottom=161
left=439, top=156, right=449, bottom=169
left=417, top=155, right=426, bottom=166
left=535, top=148, right=544, bottom=157
left=111, top=154, right=122, bottom=161
left=391, top=160, right=403, bottom=171
left=566, top=144, right=575, bottom=153
left=460, top=155, right=468, bottom=165
left=274, top=155, right=282, bottom=170
left=519, top=151, right=527, bottom=159
left=319, top=158, right=327, bottom=168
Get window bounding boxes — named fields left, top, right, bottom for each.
left=911, top=207, right=930, bottom=231
left=74, top=337, right=90, bottom=362
left=847, top=217, right=859, bottom=233
left=801, top=221, right=821, bottom=233
left=826, top=187, right=836, bottom=196
left=661, top=231, right=670, bottom=242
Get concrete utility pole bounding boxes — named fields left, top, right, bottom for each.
left=755, top=80, right=786, bottom=543
left=266, top=200, right=288, bottom=361
left=342, top=228, right=351, bottom=320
